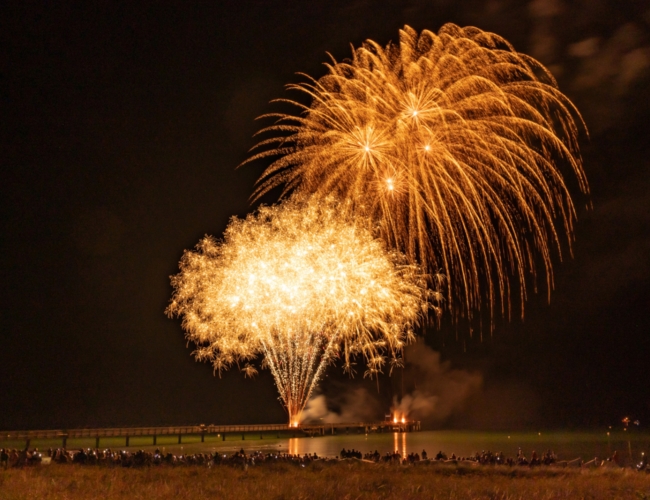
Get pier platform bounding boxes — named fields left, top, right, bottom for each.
left=0, top=420, right=421, bottom=449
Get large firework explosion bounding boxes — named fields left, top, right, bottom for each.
left=167, top=199, right=432, bottom=425
left=246, top=24, right=589, bottom=326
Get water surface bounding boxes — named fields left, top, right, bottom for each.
left=11, top=430, right=649, bottom=464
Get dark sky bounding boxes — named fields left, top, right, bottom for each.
left=2, top=0, right=649, bottom=431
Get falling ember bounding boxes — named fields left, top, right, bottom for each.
left=246, top=24, right=589, bottom=325
left=167, top=198, right=433, bottom=425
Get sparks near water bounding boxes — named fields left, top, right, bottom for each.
left=247, top=24, right=589, bottom=325
left=167, top=199, right=432, bottom=425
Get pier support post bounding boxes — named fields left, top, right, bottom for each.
left=201, top=432, right=205, bottom=443
left=126, top=436, right=130, bottom=447
left=95, top=436, right=100, bottom=449
left=222, top=433, right=226, bottom=441
left=242, top=434, right=245, bottom=440
left=178, top=434, right=182, bottom=444
left=153, top=435, right=157, bottom=445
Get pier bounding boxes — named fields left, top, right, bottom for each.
left=0, top=420, right=421, bottom=449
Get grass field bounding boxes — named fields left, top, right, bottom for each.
left=1, top=461, right=649, bottom=500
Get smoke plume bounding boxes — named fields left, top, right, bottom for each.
left=302, top=341, right=482, bottom=426
left=301, top=386, right=383, bottom=423
left=391, top=341, right=483, bottom=425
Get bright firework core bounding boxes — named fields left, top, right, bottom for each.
left=167, top=199, right=432, bottom=424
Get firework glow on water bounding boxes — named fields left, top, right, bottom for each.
left=246, top=24, right=589, bottom=326
left=167, top=199, right=433, bottom=425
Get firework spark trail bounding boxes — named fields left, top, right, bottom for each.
left=167, top=199, right=433, bottom=424
left=245, top=24, right=589, bottom=327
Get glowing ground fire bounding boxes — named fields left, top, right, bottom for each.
left=246, top=24, right=589, bottom=326
left=167, top=200, right=432, bottom=425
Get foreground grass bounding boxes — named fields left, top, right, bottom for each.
left=1, top=462, right=649, bottom=500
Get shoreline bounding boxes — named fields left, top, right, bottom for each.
left=3, top=443, right=647, bottom=471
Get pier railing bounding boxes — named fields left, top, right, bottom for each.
left=0, top=420, right=420, bottom=448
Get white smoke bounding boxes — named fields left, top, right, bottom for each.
left=392, top=341, right=482, bottom=425
left=302, top=341, right=482, bottom=426
left=301, top=386, right=382, bottom=423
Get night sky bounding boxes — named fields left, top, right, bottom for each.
left=2, top=0, right=649, bottom=431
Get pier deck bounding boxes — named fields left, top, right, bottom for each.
left=0, top=420, right=421, bottom=448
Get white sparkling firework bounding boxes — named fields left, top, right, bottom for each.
left=167, top=199, right=433, bottom=424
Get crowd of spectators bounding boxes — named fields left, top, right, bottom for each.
left=1, top=446, right=324, bottom=469
left=340, top=448, right=363, bottom=459
left=0, top=448, right=43, bottom=468
left=1, top=445, right=647, bottom=471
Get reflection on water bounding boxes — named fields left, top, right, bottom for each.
left=289, top=437, right=299, bottom=456
left=394, top=432, right=406, bottom=456
left=279, top=430, right=649, bottom=462
left=289, top=432, right=408, bottom=458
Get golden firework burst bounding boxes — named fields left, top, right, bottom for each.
left=246, top=24, right=589, bottom=326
